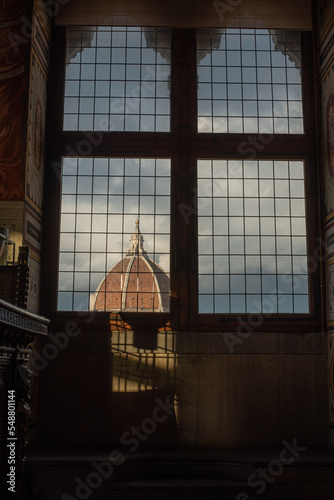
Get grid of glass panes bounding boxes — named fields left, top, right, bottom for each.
left=64, top=27, right=171, bottom=132
left=58, top=157, right=170, bottom=311
left=197, top=29, right=303, bottom=134
left=198, top=160, right=309, bottom=314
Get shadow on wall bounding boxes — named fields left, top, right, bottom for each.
left=37, top=321, right=327, bottom=449
left=110, top=328, right=179, bottom=449
left=110, top=326, right=328, bottom=449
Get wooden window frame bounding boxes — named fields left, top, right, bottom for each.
left=42, top=28, right=321, bottom=333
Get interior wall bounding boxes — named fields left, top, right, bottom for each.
left=315, top=0, right=334, bottom=449
left=37, top=329, right=328, bottom=448
left=0, top=0, right=28, bottom=273
left=0, top=0, right=331, bottom=458
left=35, top=0, right=331, bottom=451
left=23, top=0, right=51, bottom=313
left=0, top=0, right=27, bottom=204
left=0, top=0, right=51, bottom=313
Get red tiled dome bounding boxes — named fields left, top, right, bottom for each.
left=91, top=221, right=169, bottom=312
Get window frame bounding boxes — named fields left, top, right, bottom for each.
left=42, top=27, right=321, bottom=333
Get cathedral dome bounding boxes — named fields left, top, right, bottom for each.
left=90, top=221, right=169, bottom=312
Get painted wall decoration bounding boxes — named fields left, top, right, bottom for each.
left=23, top=205, right=42, bottom=262
left=26, top=257, right=40, bottom=314
left=32, top=1, right=51, bottom=73
left=329, top=334, right=334, bottom=434
left=319, top=0, right=334, bottom=214
left=26, top=52, right=47, bottom=211
left=0, top=201, right=24, bottom=264
left=327, top=94, right=334, bottom=175
left=25, top=1, right=51, bottom=212
left=318, top=1, right=334, bottom=450
left=321, top=70, right=334, bottom=215
left=325, top=216, right=334, bottom=259
left=0, top=0, right=28, bottom=201
left=326, top=262, right=334, bottom=326
left=317, top=0, right=334, bottom=36
left=23, top=1, right=52, bottom=313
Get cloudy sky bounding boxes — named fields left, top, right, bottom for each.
left=197, top=159, right=308, bottom=314
left=58, top=157, right=171, bottom=311
left=64, top=27, right=171, bottom=132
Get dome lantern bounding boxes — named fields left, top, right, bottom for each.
left=126, top=219, right=147, bottom=256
